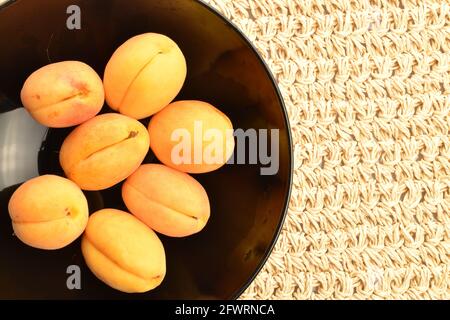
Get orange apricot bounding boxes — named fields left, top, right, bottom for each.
left=20, top=61, right=104, bottom=128
left=81, top=209, right=166, bottom=293
left=148, top=100, right=235, bottom=173
left=8, top=175, right=89, bottom=250
left=103, top=33, right=186, bottom=119
left=59, top=113, right=149, bottom=190
left=122, top=164, right=210, bottom=237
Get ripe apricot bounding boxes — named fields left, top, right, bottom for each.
left=148, top=100, right=235, bottom=173
left=20, top=61, right=104, bottom=128
left=59, top=113, right=149, bottom=190
left=81, top=209, right=166, bottom=293
left=8, top=175, right=89, bottom=250
left=122, top=164, right=210, bottom=237
left=103, top=33, right=186, bottom=119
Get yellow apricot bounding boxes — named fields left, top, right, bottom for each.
left=59, top=113, right=149, bottom=191
left=81, top=209, right=166, bottom=293
left=8, top=175, right=89, bottom=250
left=21, top=61, right=104, bottom=128
left=122, top=164, right=210, bottom=237
left=103, top=33, right=186, bottom=119
left=148, top=100, right=235, bottom=173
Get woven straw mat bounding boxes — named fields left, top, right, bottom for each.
left=203, top=0, right=450, bottom=299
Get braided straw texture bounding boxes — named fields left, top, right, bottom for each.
left=203, top=0, right=450, bottom=299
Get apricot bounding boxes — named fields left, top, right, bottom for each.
left=103, top=33, right=187, bottom=119
left=148, top=100, right=235, bottom=173
left=59, top=113, right=149, bottom=191
left=8, top=175, right=89, bottom=250
left=122, top=164, right=210, bottom=237
left=81, top=209, right=166, bottom=293
left=20, top=61, right=104, bottom=128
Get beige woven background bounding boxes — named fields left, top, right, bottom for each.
left=204, top=0, right=450, bottom=299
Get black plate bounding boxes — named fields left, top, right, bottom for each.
left=0, top=0, right=292, bottom=299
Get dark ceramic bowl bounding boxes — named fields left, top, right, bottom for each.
left=0, top=0, right=292, bottom=299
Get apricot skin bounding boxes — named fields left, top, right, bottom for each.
left=81, top=209, right=166, bottom=293
left=148, top=100, right=235, bottom=173
left=8, top=175, right=89, bottom=250
left=122, top=164, right=210, bottom=237
left=104, top=33, right=187, bottom=119
left=20, top=61, right=104, bottom=128
left=59, top=113, right=150, bottom=191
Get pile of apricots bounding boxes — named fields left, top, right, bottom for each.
left=8, top=33, right=234, bottom=293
